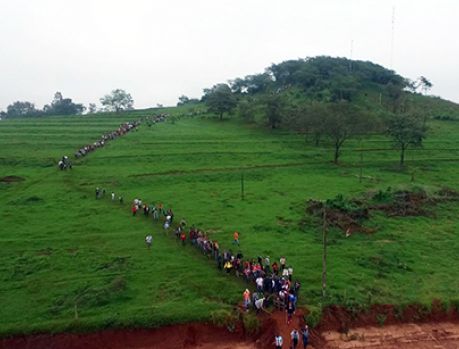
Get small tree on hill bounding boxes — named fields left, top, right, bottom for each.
left=87, top=103, right=97, bottom=114
left=418, top=76, right=433, bottom=95
left=203, top=83, right=237, bottom=121
left=263, top=93, right=285, bottom=129
left=237, top=97, right=257, bottom=123
left=321, top=102, right=370, bottom=164
left=100, top=89, right=134, bottom=113
left=387, top=112, right=427, bottom=167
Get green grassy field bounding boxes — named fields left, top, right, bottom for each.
left=1, top=109, right=459, bottom=335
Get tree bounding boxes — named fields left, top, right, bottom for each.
left=321, top=102, right=370, bottom=164
left=100, top=89, right=134, bottom=113
left=177, top=95, right=199, bottom=106
left=6, top=101, right=39, bottom=117
left=237, top=97, right=257, bottom=123
left=304, top=102, right=328, bottom=146
left=177, top=95, right=190, bottom=106
left=263, top=93, right=285, bottom=129
left=418, top=76, right=433, bottom=95
left=87, top=103, right=97, bottom=114
left=203, top=83, right=237, bottom=121
left=43, top=92, right=85, bottom=115
left=387, top=112, right=427, bottom=167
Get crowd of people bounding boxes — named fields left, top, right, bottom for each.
left=144, top=113, right=168, bottom=126
left=95, top=170, right=308, bottom=347
left=72, top=114, right=169, bottom=160
left=58, top=155, right=72, bottom=170
left=74, top=121, right=140, bottom=159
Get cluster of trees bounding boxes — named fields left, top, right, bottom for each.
left=2, top=92, right=85, bottom=118
left=201, top=56, right=429, bottom=166
left=1, top=89, right=134, bottom=118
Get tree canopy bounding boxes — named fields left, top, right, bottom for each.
left=203, top=83, right=237, bottom=120
left=387, top=111, right=427, bottom=167
left=6, top=101, right=40, bottom=117
left=100, top=89, right=134, bottom=113
left=43, top=92, right=85, bottom=115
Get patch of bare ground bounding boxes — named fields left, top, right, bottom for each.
left=306, top=187, right=459, bottom=235
left=322, top=322, right=459, bottom=349
left=0, top=176, right=25, bottom=183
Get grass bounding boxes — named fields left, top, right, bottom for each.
left=0, top=107, right=458, bottom=335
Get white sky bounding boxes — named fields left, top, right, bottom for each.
left=0, top=0, right=458, bottom=110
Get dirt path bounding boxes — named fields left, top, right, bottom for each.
left=322, top=322, right=459, bottom=349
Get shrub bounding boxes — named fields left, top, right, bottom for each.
left=376, top=313, right=386, bottom=326
left=304, top=305, right=322, bottom=328
left=210, top=309, right=239, bottom=332
left=242, top=312, right=261, bottom=335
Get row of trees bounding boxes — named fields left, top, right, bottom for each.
left=1, top=89, right=134, bottom=118
left=199, top=57, right=429, bottom=166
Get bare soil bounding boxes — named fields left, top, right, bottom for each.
left=322, top=322, right=459, bottom=348
left=0, top=176, right=24, bottom=183
left=306, top=188, right=459, bottom=235
left=2, top=311, right=459, bottom=349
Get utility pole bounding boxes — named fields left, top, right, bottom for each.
left=241, top=172, right=245, bottom=200
left=390, top=6, right=396, bottom=69
left=322, top=205, right=327, bottom=301
left=359, top=141, right=364, bottom=183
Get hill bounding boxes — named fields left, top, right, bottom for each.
left=1, top=105, right=459, bottom=335
left=199, top=56, right=459, bottom=131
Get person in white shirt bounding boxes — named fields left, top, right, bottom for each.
left=254, top=297, right=265, bottom=313
left=288, top=266, right=293, bottom=281
left=145, top=235, right=153, bottom=248
left=256, top=276, right=264, bottom=292
left=274, top=334, right=283, bottom=349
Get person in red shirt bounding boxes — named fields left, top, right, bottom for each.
left=132, top=205, right=137, bottom=216
left=180, top=232, right=186, bottom=246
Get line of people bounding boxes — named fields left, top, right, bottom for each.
left=95, top=189, right=306, bottom=346
left=74, top=121, right=140, bottom=159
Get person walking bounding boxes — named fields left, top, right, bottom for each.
left=290, top=329, right=299, bottom=349
left=233, top=231, right=240, bottom=246
left=287, top=298, right=295, bottom=325
left=242, top=289, right=251, bottom=311
left=280, top=256, right=286, bottom=271
left=274, top=334, right=283, bottom=349
left=111, top=192, right=115, bottom=201
left=301, top=325, right=309, bottom=348
left=145, top=235, right=153, bottom=248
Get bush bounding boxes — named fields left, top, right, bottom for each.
left=242, top=312, right=260, bottom=335
left=304, top=305, right=322, bottom=328
left=376, top=313, right=386, bottom=326
left=210, top=309, right=239, bottom=332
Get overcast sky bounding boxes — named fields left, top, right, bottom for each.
left=0, top=0, right=457, bottom=111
